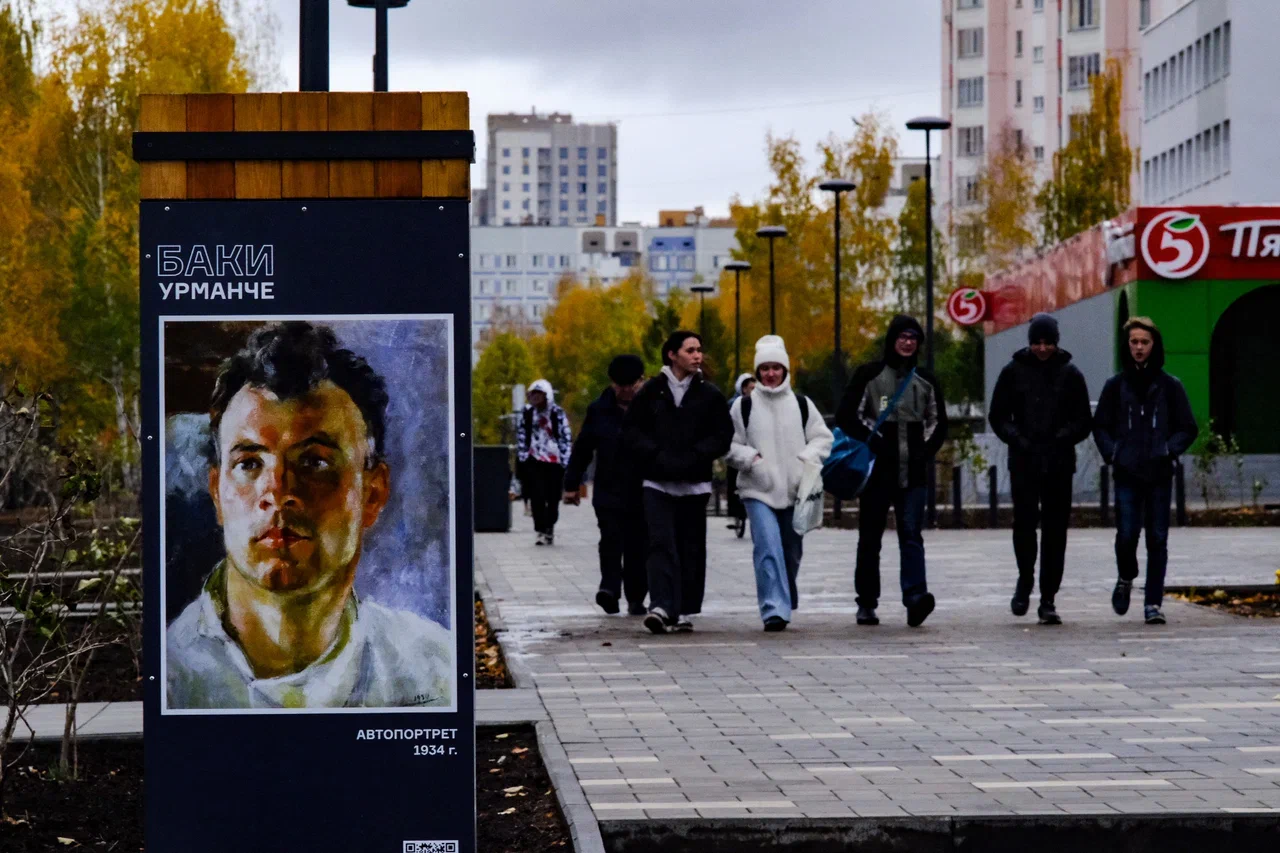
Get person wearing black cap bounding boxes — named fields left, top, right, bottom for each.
left=836, top=315, right=948, bottom=628
left=988, top=313, right=1093, bottom=625
left=1093, top=316, right=1198, bottom=625
left=564, top=355, right=649, bottom=615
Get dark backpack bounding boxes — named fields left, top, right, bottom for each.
left=741, top=394, right=808, bottom=431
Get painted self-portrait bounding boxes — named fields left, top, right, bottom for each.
left=164, top=319, right=455, bottom=712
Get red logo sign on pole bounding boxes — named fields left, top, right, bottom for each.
left=1137, top=206, right=1280, bottom=281
left=947, top=288, right=988, bottom=326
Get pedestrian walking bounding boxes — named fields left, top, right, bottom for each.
left=836, top=314, right=948, bottom=628
left=623, top=331, right=733, bottom=635
left=988, top=313, right=1093, bottom=625
left=516, top=378, right=573, bottom=546
left=1093, top=317, right=1198, bottom=625
left=727, top=336, right=833, bottom=631
left=725, top=373, right=757, bottom=536
left=563, top=355, right=650, bottom=616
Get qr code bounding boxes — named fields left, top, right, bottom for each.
left=403, top=843, right=458, bottom=853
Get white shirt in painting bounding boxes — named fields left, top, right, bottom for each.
left=166, top=564, right=453, bottom=710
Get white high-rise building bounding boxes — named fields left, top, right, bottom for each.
left=1140, top=0, right=1276, bottom=206
left=939, top=0, right=1192, bottom=250
left=484, top=111, right=618, bottom=227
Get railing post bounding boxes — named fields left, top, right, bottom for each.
left=952, top=465, right=964, bottom=528
left=988, top=465, right=998, bottom=528
left=1100, top=464, right=1111, bottom=526
left=927, top=459, right=938, bottom=528
left=1175, top=459, right=1188, bottom=526
left=834, top=497, right=843, bottom=520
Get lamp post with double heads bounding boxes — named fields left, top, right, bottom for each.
left=690, top=283, right=715, bottom=338
left=347, top=0, right=412, bottom=91
left=818, top=178, right=856, bottom=402
left=905, top=116, right=950, bottom=527
left=755, top=225, right=788, bottom=334
left=723, top=260, right=751, bottom=379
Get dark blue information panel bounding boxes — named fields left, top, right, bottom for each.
left=141, top=200, right=474, bottom=853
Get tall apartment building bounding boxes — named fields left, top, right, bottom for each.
left=484, top=111, right=618, bottom=227
left=1140, top=0, right=1277, bottom=206
left=939, top=0, right=1190, bottom=243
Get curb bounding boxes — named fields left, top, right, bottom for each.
left=599, top=814, right=1280, bottom=852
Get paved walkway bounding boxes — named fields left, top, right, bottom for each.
left=478, top=505, right=1280, bottom=821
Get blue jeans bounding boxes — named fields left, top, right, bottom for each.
left=855, top=485, right=928, bottom=608
left=745, top=499, right=804, bottom=624
left=1114, top=471, right=1172, bottom=607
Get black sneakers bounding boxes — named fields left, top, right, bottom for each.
left=643, top=611, right=668, bottom=635
left=1112, top=579, right=1133, bottom=615
left=1011, top=576, right=1033, bottom=617
left=595, top=589, right=620, bottom=615
left=627, top=602, right=648, bottom=617
left=1037, top=602, right=1062, bottom=626
left=856, top=606, right=879, bottom=626
left=906, top=593, right=936, bottom=628
left=1144, top=605, right=1166, bottom=625
left=673, top=616, right=693, bottom=633
left=763, top=616, right=788, bottom=632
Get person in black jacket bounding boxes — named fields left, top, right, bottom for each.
left=1093, top=316, right=1198, bottom=625
left=563, top=354, right=649, bottom=616
left=623, top=331, right=733, bottom=635
left=836, top=315, right=948, bottom=629
left=989, top=314, right=1093, bottom=626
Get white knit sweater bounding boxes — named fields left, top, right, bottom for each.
left=726, top=382, right=833, bottom=511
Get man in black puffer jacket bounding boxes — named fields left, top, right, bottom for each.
left=564, top=354, right=649, bottom=617
left=989, top=313, right=1093, bottom=626
left=623, top=331, right=733, bottom=635
left=836, top=315, right=948, bottom=629
left=1094, top=316, right=1198, bottom=626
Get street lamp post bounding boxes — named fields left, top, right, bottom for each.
left=818, top=178, right=856, bottom=403
left=723, top=260, right=751, bottom=379
left=348, top=0, right=412, bottom=91
left=905, top=115, right=951, bottom=527
left=690, top=283, right=715, bottom=337
left=755, top=225, right=788, bottom=334
left=300, top=0, right=329, bottom=91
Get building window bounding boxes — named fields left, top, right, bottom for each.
left=521, top=147, right=530, bottom=158
left=502, top=182, right=510, bottom=192
left=577, top=200, right=587, bottom=212
left=1034, top=145, right=1045, bottom=162
left=1069, top=0, right=1097, bottom=30
left=578, top=182, right=587, bottom=193
left=557, top=165, right=567, bottom=177
left=531, top=254, right=543, bottom=267
left=597, top=182, right=607, bottom=194
left=522, top=164, right=529, bottom=175
left=505, top=254, right=517, bottom=267
left=651, top=255, right=669, bottom=272
left=1139, top=0, right=1150, bottom=28
left=957, top=0, right=982, bottom=8
left=595, top=147, right=606, bottom=159
left=559, top=199, right=568, bottom=212
left=533, top=279, right=546, bottom=293
left=1016, top=30, right=1024, bottom=57
left=597, top=164, right=607, bottom=177
left=679, top=255, right=695, bottom=271
left=577, top=165, right=587, bottom=177
left=1224, top=21, right=1232, bottom=76
left=957, top=27, right=984, bottom=59
left=1223, top=119, right=1231, bottom=173
left=502, top=165, right=510, bottom=175
left=958, top=125, right=984, bottom=157
left=1033, top=95, right=1045, bottom=113
left=559, top=147, right=568, bottom=159
left=1015, top=79, right=1023, bottom=107
left=502, top=200, right=510, bottom=210
left=1068, top=53, right=1101, bottom=90
left=1034, top=0, right=1044, bottom=9
left=956, top=175, right=981, bottom=206
left=957, top=76, right=984, bottom=108
left=560, top=182, right=568, bottom=193
left=597, top=200, right=607, bottom=213
left=502, top=147, right=510, bottom=158
left=521, top=199, right=530, bottom=211
left=576, top=147, right=587, bottom=159
left=506, top=280, right=517, bottom=294
left=522, top=182, right=530, bottom=192
left=1033, top=45, right=1044, bottom=63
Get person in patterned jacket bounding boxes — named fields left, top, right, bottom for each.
left=517, top=378, right=573, bottom=545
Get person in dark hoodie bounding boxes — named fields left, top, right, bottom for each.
left=563, top=355, right=649, bottom=616
left=988, top=313, right=1093, bottom=625
left=623, top=331, right=734, bottom=635
left=1093, top=316, right=1198, bottom=625
left=836, top=315, right=948, bottom=628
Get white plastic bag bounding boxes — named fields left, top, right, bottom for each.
left=792, top=458, right=825, bottom=536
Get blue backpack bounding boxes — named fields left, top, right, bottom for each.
left=822, top=369, right=915, bottom=499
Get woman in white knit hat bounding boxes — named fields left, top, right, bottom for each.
left=726, top=336, right=833, bottom=630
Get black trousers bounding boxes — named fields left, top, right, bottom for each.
left=596, top=506, right=648, bottom=607
left=643, top=488, right=709, bottom=619
left=1010, top=467, right=1073, bottom=602
left=524, top=460, right=565, bottom=535
left=855, top=484, right=928, bottom=608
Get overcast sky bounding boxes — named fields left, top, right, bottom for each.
left=268, top=1, right=944, bottom=224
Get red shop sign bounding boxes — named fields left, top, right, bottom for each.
left=1137, top=206, right=1280, bottom=281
